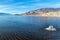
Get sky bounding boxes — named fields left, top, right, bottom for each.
left=0, top=0, right=60, bottom=14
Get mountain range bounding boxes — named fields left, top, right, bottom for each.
left=0, top=13, right=10, bottom=15
left=15, top=8, right=60, bottom=16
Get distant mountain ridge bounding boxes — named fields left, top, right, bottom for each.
left=0, top=13, right=10, bottom=15
left=23, top=8, right=60, bottom=15
left=15, top=8, right=60, bottom=16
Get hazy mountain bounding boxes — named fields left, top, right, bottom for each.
left=15, top=8, right=60, bottom=16
left=0, top=13, right=11, bottom=15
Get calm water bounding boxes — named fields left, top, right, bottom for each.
left=0, top=16, right=60, bottom=40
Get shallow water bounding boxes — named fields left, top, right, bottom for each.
left=0, top=16, right=60, bottom=40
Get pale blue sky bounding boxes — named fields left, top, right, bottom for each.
left=0, top=0, right=60, bottom=14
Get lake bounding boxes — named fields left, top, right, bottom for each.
left=0, top=16, right=60, bottom=40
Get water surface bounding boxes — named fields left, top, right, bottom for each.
left=0, top=16, right=60, bottom=40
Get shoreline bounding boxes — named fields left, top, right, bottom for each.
left=14, top=15, right=60, bottom=17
